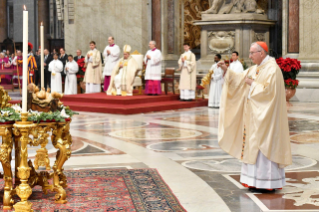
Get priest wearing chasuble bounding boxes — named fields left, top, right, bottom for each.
left=84, top=41, right=102, bottom=93
left=218, top=42, right=291, bottom=191
left=106, top=45, right=138, bottom=96
left=178, top=43, right=197, bottom=101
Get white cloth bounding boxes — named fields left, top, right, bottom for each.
left=240, top=151, right=285, bottom=189
left=48, top=59, right=63, bottom=93
left=114, top=68, right=124, bottom=95
left=208, top=63, right=224, bottom=107
left=86, top=83, right=101, bottom=93
left=180, top=90, right=195, bottom=100
left=144, top=49, right=162, bottom=80
left=229, top=60, right=244, bottom=73
left=64, top=60, right=79, bottom=95
left=103, top=45, right=120, bottom=76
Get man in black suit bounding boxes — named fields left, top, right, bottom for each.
left=34, top=49, right=41, bottom=87
left=43, top=49, right=53, bottom=90
left=59, top=48, right=68, bottom=81
left=74, top=49, right=84, bottom=62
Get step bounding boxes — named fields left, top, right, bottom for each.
left=61, top=93, right=180, bottom=105
left=63, top=99, right=208, bottom=115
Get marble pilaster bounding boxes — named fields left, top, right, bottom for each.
left=288, top=0, right=299, bottom=53
left=152, top=0, right=161, bottom=50
left=0, top=0, right=7, bottom=42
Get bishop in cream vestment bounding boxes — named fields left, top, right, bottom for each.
left=106, top=45, right=138, bottom=96
left=218, top=42, right=291, bottom=190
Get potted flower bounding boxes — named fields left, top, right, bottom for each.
left=276, top=57, right=301, bottom=105
left=76, top=58, right=86, bottom=93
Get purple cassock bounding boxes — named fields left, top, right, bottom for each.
left=0, top=57, right=12, bottom=84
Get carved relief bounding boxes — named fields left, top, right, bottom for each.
left=184, top=0, right=210, bottom=49
left=208, top=31, right=235, bottom=53
left=255, top=33, right=265, bottom=41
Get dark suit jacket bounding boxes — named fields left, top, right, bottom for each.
left=74, top=55, right=84, bottom=62
left=44, top=54, right=53, bottom=72
left=59, top=54, right=68, bottom=76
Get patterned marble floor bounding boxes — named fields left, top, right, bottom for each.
left=7, top=102, right=319, bottom=212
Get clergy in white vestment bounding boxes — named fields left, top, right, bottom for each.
left=106, top=45, right=138, bottom=96
left=48, top=53, right=63, bottom=93
left=208, top=54, right=224, bottom=108
left=229, top=51, right=244, bottom=73
left=64, top=55, right=79, bottom=95
left=144, top=41, right=162, bottom=95
left=178, top=43, right=197, bottom=101
left=84, top=41, right=102, bottom=93
left=218, top=42, right=291, bottom=192
left=102, top=36, right=120, bottom=92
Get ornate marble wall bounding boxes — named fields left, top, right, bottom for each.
left=288, top=0, right=299, bottom=53
left=64, top=0, right=150, bottom=56
left=184, top=0, right=210, bottom=49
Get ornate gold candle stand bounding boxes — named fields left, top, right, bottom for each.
left=12, top=113, right=36, bottom=212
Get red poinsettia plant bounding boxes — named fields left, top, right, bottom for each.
left=76, top=58, right=86, bottom=83
left=276, top=57, right=301, bottom=89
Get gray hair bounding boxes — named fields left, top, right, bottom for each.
left=251, top=42, right=267, bottom=54
left=150, top=40, right=156, bottom=46
left=0, top=52, right=4, bottom=56
left=77, top=49, right=82, bottom=53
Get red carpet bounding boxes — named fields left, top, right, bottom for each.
left=61, top=92, right=208, bottom=114
left=5, top=169, right=186, bottom=211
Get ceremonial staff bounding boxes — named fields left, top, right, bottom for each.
left=13, top=39, right=22, bottom=94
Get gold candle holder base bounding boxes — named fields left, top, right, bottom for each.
left=13, top=112, right=35, bottom=212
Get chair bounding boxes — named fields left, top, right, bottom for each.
left=161, top=68, right=175, bottom=95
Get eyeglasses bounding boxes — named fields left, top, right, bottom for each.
left=249, top=51, right=261, bottom=55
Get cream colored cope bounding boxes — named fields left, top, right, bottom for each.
left=218, top=57, right=292, bottom=167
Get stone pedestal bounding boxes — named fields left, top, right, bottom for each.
left=194, top=14, right=275, bottom=72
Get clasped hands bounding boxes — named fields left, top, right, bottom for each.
left=217, top=61, right=253, bottom=86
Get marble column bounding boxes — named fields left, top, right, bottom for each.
left=288, top=0, right=299, bottom=53
left=152, top=0, right=161, bottom=50
left=0, top=0, right=8, bottom=42
left=38, top=0, right=50, bottom=49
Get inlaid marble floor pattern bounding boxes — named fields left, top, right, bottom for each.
left=6, top=102, right=319, bottom=212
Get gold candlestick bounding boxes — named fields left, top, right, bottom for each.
left=13, top=112, right=35, bottom=212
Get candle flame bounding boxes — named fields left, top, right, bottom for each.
left=24, top=5, right=26, bottom=10
left=41, top=22, right=43, bottom=26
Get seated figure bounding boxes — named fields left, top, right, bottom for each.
left=106, top=45, right=138, bottom=96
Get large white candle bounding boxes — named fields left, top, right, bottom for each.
left=22, top=6, right=28, bottom=113
left=40, top=22, right=44, bottom=88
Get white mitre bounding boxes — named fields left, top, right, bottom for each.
left=123, top=45, right=131, bottom=53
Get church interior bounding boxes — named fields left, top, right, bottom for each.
left=0, top=0, right=318, bottom=211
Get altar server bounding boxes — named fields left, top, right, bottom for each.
left=229, top=51, right=244, bottom=73
left=178, top=43, right=197, bottom=101
left=84, top=41, right=102, bottom=93
left=48, top=53, right=63, bottom=93
left=144, top=41, right=162, bottom=95
left=103, top=36, right=120, bottom=92
left=208, top=54, right=224, bottom=108
left=218, top=42, right=291, bottom=191
left=64, top=55, right=79, bottom=95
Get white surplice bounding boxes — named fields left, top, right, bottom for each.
left=48, top=59, right=63, bottom=93
left=144, top=49, right=162, bottom=80
left=102, top=44, right=120, bottom=76
left=64, top=60, right=79, bottom=95
left=208, top=63, right=224, bottom=107
left=229, top=60, right=244, bottom=73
